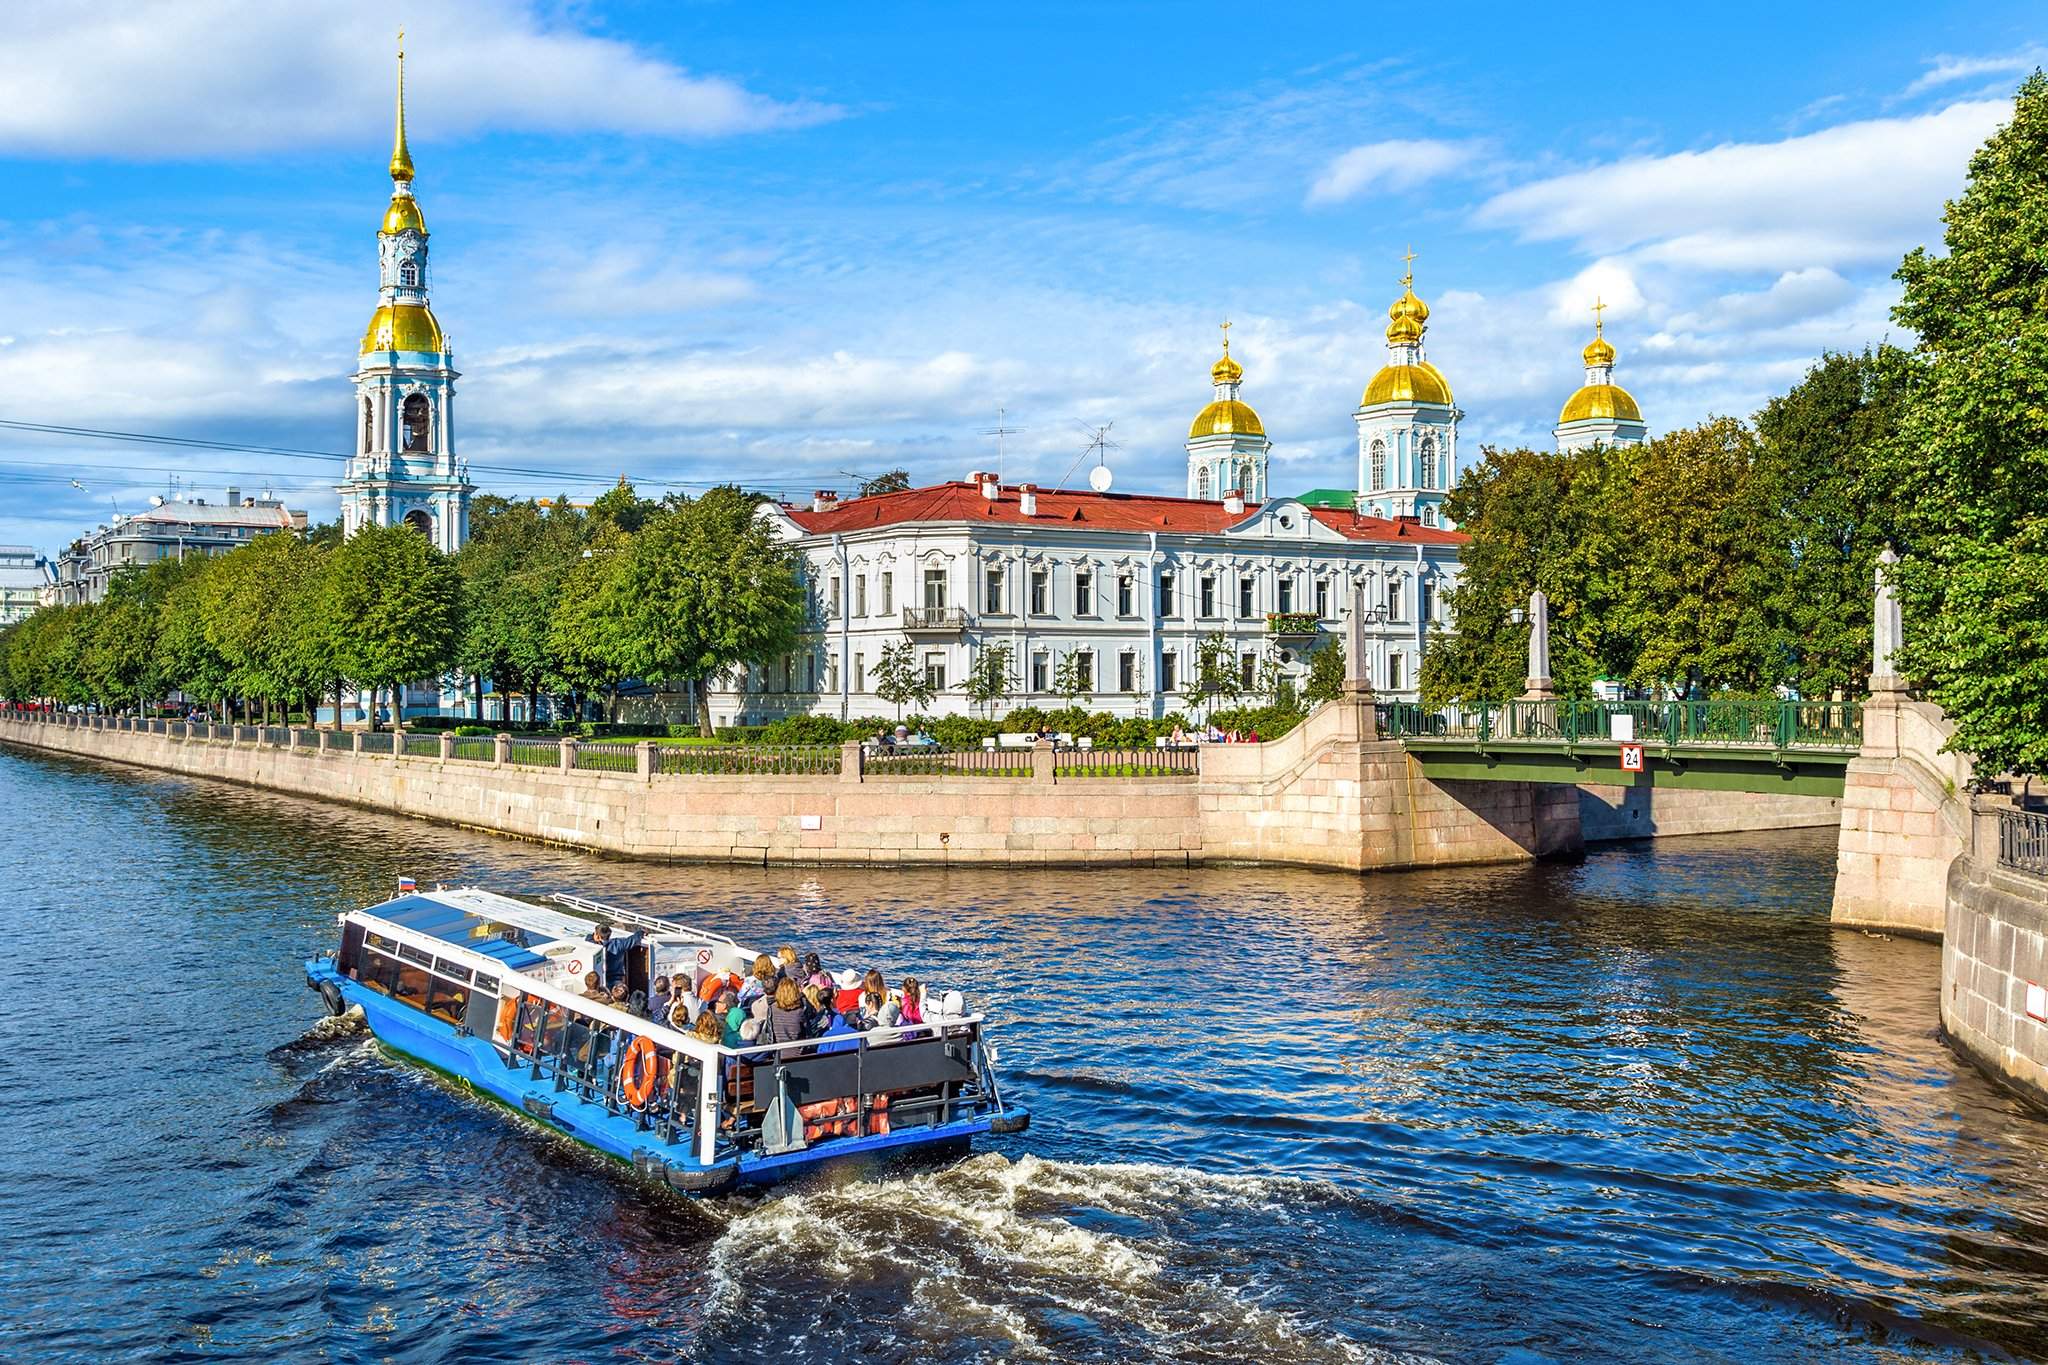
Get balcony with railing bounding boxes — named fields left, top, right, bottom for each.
left=901, top=606, right=967, bottom=633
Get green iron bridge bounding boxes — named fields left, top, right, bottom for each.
left=1376, top=699, right=1865, bottom=797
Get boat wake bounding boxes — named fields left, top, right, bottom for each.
left=704, top=1152, right=1433, bottom=1364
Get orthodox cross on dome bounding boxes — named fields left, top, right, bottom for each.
left=1591, top=295, right=1607, bottom=336
left=1400, top=244, right=1418, bottom=289
left=1219, top=317, right=1232, bottom=354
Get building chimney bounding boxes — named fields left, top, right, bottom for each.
left=978, top=471, right=1000, bottom=501
left=1018, top=483, right=1038, bottom=516
left=811, top=490, right=838, bottom=514
left=1223, top=490, right=1245, bottom=515
left=224, top=487, right=240, bottom=508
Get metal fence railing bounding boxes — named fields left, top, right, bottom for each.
left=258, top=726, right=290, bottom=747
left=401, top=733, right=443, bottom=759
left=573, top=741, right=639, bottom=773
left=357, top=731, right=395, bottom=756
left=1377, top=699, right=1864, bottom=750
left=449, top=736, right=497, bottom=762
left=860, top=744, right=1030, bottom=778
left=506, top=737, right=561, bottom=768
left=1055, top=744, right=1200, bottom=778
left=657, top=744, right=843, bottom=776
left=1999, top=807, right=2048, bottom=880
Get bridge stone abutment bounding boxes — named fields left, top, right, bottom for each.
left=1831, top=694, right=1973, bottom=937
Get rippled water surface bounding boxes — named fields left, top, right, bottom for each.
left=4, top=746, right=2048, bottom=1363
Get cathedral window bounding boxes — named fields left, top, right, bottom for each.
left=1370, top=440, right=1387, bottom=491
left=362, top=398, right=374, bottom=454
left=401, top=394, right=432, bottom=452
left=1236, top=462, right=1254, bottom=496
left=1420, top=437, right=1438, bottom=489
left=1197, top=466, right=1212, bottom=500
left=403, top=508, right=433, bottom=537
left=1422, top=506, right=1439, bottom=528
left=399, top=259, right=420, bottom=288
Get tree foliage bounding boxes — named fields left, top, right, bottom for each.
left=319, top=523, right=462, bottom=727
left=964, top=639, right=1015, bottom=717
left=872, top=637, right=932, bottom=719
left=1877, top=72, right=2048, bottom=774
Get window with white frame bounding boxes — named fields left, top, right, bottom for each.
left=1370, top=439, right=1387, bottom=491
left=880, top=572, right=894, bottom=615
left=924, top=652, right=947, bottom=691
left=855, top=574, right=868, bottom=616
left=1385, top=579, right=1401, bottom=620
left=1277, top=577, right=1294, bottom=614
left=1239, top=652, right=1257, bottom=689
left=827, top=574, right=841, bottom=617
left=1386, top=652, right=1405, bottom=689
left=1031, top=652, right=1049, bottom=692
left=1118, top=651, right=1137, bottom=692
left=1075, top=568, right=1095, bottom=616
left=1117, top=573, right=1134, bottom=617
left=1030, top=568, right=1049, bottom=615
left=985, top=566, right=1006, bottom=615
left=853, top=653, right=865, bottom=691
left=1159, top=570, right=1177, bottom=617
left=922, top=567, right=947, bottom=611
left=1160, top=650, right=1178, bottom=694
left=1199, top=574, right=1217, bottom=618
left=1315, top=578, right=1329, bottom=619
left=1238, top=575, right=1255, bottom=619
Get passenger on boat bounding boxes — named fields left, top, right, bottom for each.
left=738, top=955, right=776, bottom=1008
left=763, top=978, right=807, bottom=1045
left=586, top=924, right=645, bottom=988
left=668, top=994, right=695, bottom=1032
left=899, top=977, right=926, bottom=1028
left=775, top=946, right=802, bottom=982
left=649, top=975, right=672, bottom=1022
left=581, top=971, right=609, bottom=1002
left=692, top=1009, right=722, bottom=1044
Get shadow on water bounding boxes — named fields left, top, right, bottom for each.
left=4, top=745, right=2048, bottom=1362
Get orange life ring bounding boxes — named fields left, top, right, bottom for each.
left=619, top=1036, right=659, bottom=1107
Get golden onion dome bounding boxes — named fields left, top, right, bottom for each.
left=1559, top=382, right=1642, bottom=425
left=361, top=302, right=447, bottom=354
left=1582, top=334, right=1615, bottom=367
left=382, top=192, right=427, bottom=236
left=1389, top=286, right=1430, bottom=325
left=1362, top=361, right=1453, bottom=407
left=1189, top=398, right=1265, bottom=439
left=1210, top=349, right=1244, bottom=385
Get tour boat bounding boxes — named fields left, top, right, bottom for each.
left=302, top=884, right=1027, bottom=1194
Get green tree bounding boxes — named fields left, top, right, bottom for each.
left=201, top=532, right=326, bottom=721
left=1051, top=648, right=1094, bottom=707
left=605, top=486, right=809, bottom=734
left=591, top=480, right=657, bottom=534
left=963, top=639, right=1015, bottom=717
left=1756, top=347, right=1911, bottom=697
left=1303, top=637, right=1347, bottom=704
left=319, top=524, right=462, bottom=730
left=156, top=559, right=232, bottom=717
left=872, top=637, right=932, bottom=720
left=545, top=523, right=632, bottom=720
left=458, top=498, right=585, bottom=722
left=1879, top=73, right=2048, bottom=774
left=1187, top=632, right=1241, bottom=719
left=860, top=469, right=912, bottom=497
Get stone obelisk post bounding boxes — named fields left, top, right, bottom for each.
left=1347, top=583, right=1379, bottom=739
left=1870, top=547, right=1907, bottom=695
left=1520, top=589, right=1557, bottom=701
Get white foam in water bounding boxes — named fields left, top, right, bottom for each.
left=706, top=1153, right=1431, bottom=1364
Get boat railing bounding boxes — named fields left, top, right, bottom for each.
left=549, top=891, right=747, bottom=950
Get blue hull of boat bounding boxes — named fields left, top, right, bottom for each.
left=304, top=959, right=1022, bottom=1192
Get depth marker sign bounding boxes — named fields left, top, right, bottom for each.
left=1621, top=744, right=1645, bottom=773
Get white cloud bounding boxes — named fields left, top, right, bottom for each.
left=1477, top=99, right=2010, bottom=271
left=1906, top=48, right=2048, bottom=96
left=0, top=1, right=836, bottom=158
left=1307, top=139, right=1475, bottom=204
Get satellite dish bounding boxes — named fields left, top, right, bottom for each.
left=149, top=495, right=165, bottom=507
left=1088, top=465, right=1113, bottom=493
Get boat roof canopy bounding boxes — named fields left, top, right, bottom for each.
left=365, top=892, right=551, bottom=972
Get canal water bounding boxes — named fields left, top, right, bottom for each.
left=4, top=748, right=2048, bottom=1364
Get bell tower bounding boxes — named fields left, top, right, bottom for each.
left=1185, top=321, right=1271, bottom=503
left=337, top=33, right=473, bottom=553
left=1355, top=251, right=1458, bottom=527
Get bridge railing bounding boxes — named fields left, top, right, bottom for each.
left=1380, top=699, right=1863, bottom=750
left=1999, top=807, right=2048, bottom=880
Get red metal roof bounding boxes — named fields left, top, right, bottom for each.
left=780, top=481, right=1467, bottom=545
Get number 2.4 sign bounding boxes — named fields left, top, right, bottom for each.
left=1621, top=744, right=1645, bottom=773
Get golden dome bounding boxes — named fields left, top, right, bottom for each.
left=1362, top=362, right=1453, bottom=407
left=1582, top=334, right=1615, bottom=367
left=1210, top=349, right=1244, bottom=385
left=361, top=302, right=447, bottom=354
left=1559, top=383, right=1642, bottom=425
left=382, top=193, right=427, bottom=235
left=1189, top=398, right=1264, bottom=439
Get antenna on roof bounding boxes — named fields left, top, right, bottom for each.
left=1057, top=421, right=1120, bottom=492
left=977, top=405, right=1025, bottom=479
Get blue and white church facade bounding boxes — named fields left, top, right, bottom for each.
left=337, top=45, right=472, bottom=555
left=1354, top=270, right=1458, bottom=527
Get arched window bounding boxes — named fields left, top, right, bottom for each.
left=398, top=259, right=420, bottom=288
left=401, top=394, right=431, bottom=452
left=361, top=398, right=373, bottom=454
left=1236, top=461, right=1254, bottom=496
left=1420, top=436, right=1438, bottom=490
left=1197, top=466, right=1212, bottom=499
left=1370, top=440, right=1387, bottom=491
left=1422, top=506, right=1439, bottom=528
left=403, top=508, right=433, bottom=537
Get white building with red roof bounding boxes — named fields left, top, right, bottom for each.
left=710, top=468, right=1465, bottom=726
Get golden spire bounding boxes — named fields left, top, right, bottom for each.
left=1582, top=296, right=1616, bottom=367
left=1210, top=318, right=1243, bottom=385
left=1386, top=248, right=1429, bottom=345
left=389, top=30, right=415, bottom=183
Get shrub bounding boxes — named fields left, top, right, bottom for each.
left=453, top=724, right=493, bottom=736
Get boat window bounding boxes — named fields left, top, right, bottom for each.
left=360, top=947, right=400, bottom=996
left=394, top=963, right=430, bottom=1008
left=432, top=959, right=473, bottom=984
left=366, top=931, right=398, bottom=953
left=427, top=976, right=469, bottom=1026
left=397, top=941, right=434, bottom=967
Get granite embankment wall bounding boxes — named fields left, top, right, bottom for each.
left=0, top=706, right=1584, bottom=873
left=1942, top=804, right=2048, bottom=1114
left=1832, top=696, right=1974, bottom=937
left=1577, top=779, right=1840, bottom=842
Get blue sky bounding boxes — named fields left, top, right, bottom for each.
left=1, top=1, right=2041, bottom=551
